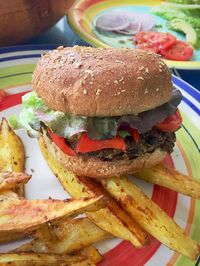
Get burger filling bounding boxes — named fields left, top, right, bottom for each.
left=11, top=87, right=182, bottom=161
left=66, top=128, right=176, bottom=161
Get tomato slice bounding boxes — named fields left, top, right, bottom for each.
left=160, top=40, right=193, bottom=61
left=48, top=130, right=76, bottom=156
left=135, top=32, right=176, bottom=51
left=156, top=109, right=182, bottom=132
left=75, top=133, right=126, bottom=153
left=131, top=129, right=139, bottom=143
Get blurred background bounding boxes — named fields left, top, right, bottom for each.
left=0, top=0, right=199, bottom=89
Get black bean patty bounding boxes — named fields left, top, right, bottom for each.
left=67, top=128, right=176, bottom=162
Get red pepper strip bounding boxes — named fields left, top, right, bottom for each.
left=75, top=133, right=126, bottom=153
left=131, top=129, right=139, bottom=143
left=48, top=129, right=76, bottom=156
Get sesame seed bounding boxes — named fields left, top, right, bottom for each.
left=85, top=70, right=93, bottom=74
left=114, top=80, right=119, bottom=84
left=83, top=89, right=87, bottom=95
left=116, top=60, right=124, bottom=63
left=121, top=89, right=126, bottom=93
left=139, top=66, right=145, bottom=71
left=89, top=81, right=94, bottom=84
left=137, top=77, right=144, bottom=80
left=156, top=88, right=160, bottom=92
left=96, top=88, right=102, bottom=96
left=144, top=87, right=148, bottom=94
left=75, top=62, right=82, bottom=68
left=145, top=68, right=149, bottom=73
left=119, top=77, right=124, bottom=82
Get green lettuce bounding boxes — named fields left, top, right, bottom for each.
left=151, top=3, right=200, bottom=48
left=11, top=88, right=182, bottom=140
left=10, top=91, right=87, bottom=138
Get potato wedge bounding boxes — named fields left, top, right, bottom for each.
left=0, top=252, right=94, bottom=266
left=16, top=217, right=111, bottom=254
left=134, top=164, right=200, bottom=199
left=15, top=241, right=102, bottom=264
left=101, top=176, right=200, bottom=260
left=0, top=191, right=27, bottom=243
left=77, top=246, right=102, bottom=264
left=0, top=118, right=25, bottom=196
left=0, top=172, right=31, bottom=192
left=0, top=196, right=105, bottom=233
left=34, top=222, right=59, bottom=245
left=39, top=137, right=149, bottom=248
left=0, top=190, right=20, bottom=201
left=0, top=232, right=27, bottom=245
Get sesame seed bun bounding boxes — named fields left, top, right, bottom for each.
left=40, top=133, right=166, bottom=179
left=33, top=46, right=173, bottom=116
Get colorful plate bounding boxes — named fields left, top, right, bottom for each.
left=67, top=0, right=200, bottom=70
left=0, top=46, right=200, bottom=265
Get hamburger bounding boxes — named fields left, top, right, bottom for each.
left=14, top=46, right=182, bottom=178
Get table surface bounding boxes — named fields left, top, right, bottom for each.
left=22, top=16, right=200, bottom=90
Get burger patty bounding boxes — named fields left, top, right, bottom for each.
left=67, top=128, right=176, bottom=161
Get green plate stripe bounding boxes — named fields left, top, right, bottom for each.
left=0, top=64, right=35, bottom=89
left=175, top=111, right=200, bottom=266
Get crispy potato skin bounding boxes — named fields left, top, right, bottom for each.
left=134, top=164, right=200, bottom=199
left=0, top=196, right=104, bottom=233
left=16, top=218, right=111, bottom=255
left=0, top=172, right=31, bottom=192
left=0, top=118, right=25, bottom=196
left=100, top=176, right=200, bottom=260
left=0, top=252, right=94, bottom=265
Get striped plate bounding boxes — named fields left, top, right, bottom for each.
left=0, top=45, right=199, bottom=266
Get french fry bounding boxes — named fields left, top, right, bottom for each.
left=39, top=137, right=149, bottom=248
left=15, top=242, right=102, bottom=265
left=77, top=246, right=102, bottom=264
left=34, top=223, right=59, bottom=248
left=16, top=217, right=111, bottom=254
left=101, top=176, right=200, bottom=260
left=0, top=118, right=25, bottom=196
left=0, top=252, right=94, bottom=266
left=0, top=196, right=105, bottom=233
left=0, top=172, right=31, bottom=192
left=0, top=190, right=20, bottom=201
left=0, top=232, right=26, bottom=245
left=134, top=164, right=200, bottom=199
left=0, top=191, right=27, bottom=243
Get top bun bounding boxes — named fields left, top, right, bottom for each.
left=33, top=46, right=173, bottom=117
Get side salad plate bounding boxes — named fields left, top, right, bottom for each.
left=68, top=0, right=200, bottom=69
left=0, top=46, right=200, bottom=265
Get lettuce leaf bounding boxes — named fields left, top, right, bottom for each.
left=13, top=88, right=182, bottom=140
left=151, top=3, right=200, bottom=48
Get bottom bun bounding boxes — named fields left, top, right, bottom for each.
left=41, top=133, right=166, bottom=179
